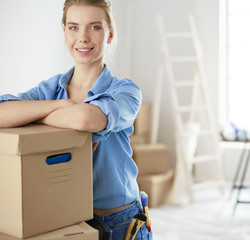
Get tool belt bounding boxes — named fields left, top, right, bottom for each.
left=86, top=214, right=112, bottom=240
left=124, top=191, right=152, bottom=240
left=87, top=191, right=152, bottom=240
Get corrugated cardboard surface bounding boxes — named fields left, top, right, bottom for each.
left=138, top=170, right=174, bottom=208
left=130, top=133, right=149, bottom=146
left=0, top=222, right=98, bottom=240
left=0, top=124, right=93, bottom=238
left=133, top=143, right=170, bottom=175
left=0, top=124, right=89, bottom=155
left=133, top=102, right=152, bottom=136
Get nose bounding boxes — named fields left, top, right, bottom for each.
left=79, top=28, right=90, bottom=43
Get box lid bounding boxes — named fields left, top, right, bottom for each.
left=0, top=124, right=91, bottom=156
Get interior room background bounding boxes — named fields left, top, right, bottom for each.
left=0, top=0, right=245, bottom=181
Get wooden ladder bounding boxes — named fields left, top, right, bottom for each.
left=152, top=14, right=225, bottom=202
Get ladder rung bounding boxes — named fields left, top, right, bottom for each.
left=165, top=32, right=193, bottom=38
left=177, top=105, right=207, bottom=112
left=192, top=180, right=224, bottom=191
left=170, top=56, right=198, bottom=62
left=192, top=154, right=219, bottom=164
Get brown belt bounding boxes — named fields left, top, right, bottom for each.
left=94, top=202, right=134, bottom=216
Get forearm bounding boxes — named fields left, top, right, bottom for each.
left=0, top=100, right=72, bottom=128
left=41, top=103, right=108, bottom=132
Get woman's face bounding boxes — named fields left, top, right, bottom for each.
left=63, top=5, right=113, bottom=66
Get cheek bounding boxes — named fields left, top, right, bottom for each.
left=64, top=33, right=74, bottom=47
left=98, top=33, right=109, bottom=47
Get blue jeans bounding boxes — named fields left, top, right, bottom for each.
left=101, top=200, right=153, bottom=240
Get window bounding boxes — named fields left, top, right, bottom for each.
left=220, top=0, right=250, bottom=128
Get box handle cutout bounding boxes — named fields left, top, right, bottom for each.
left=46, top=153, right=71, bottom=165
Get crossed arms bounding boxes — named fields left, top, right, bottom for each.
left=0, top=99, right=108, bottom=132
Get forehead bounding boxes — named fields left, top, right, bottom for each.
left=66, top=5, right=107, bottom=24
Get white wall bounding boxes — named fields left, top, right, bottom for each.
left=0, top=0, right=131, bottom=95
left=0, top=0, right=70, bottom=95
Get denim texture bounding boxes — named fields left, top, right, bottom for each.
left=101, top=200, right=153, bottom=240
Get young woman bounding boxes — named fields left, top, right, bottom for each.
left=0, top=0, right=152, bottom=239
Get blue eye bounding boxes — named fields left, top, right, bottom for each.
left=69, top=26, right=78, bottom=30
left=90, top=26, right=101, bottom=30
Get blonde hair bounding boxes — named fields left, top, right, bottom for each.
left=62, top=0, right=114, bottom=30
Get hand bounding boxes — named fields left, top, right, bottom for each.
left=92, top=141, right=100, bottom=151
left=36, top=99, right=77, bottom=124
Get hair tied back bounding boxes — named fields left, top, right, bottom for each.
left=106, top=0, right=111, bottom=7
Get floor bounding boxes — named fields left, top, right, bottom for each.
left=149, top=185, right=250, bottom=240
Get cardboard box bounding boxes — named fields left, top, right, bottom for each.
left=134, top=102, right=152, bottom=136
left=130, top=133, right=149, bottom=146
left=137, top=170, right=174, bottom=208
left=133, top=144, right=170, bottom=175
left=0, top=124, right=93, bottom=239
left=0, top=222, right=98, bottom=240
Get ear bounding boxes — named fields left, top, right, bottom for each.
left=63, top=25, right=66, bottom=33
left=107, top=29, right=114, bottom=44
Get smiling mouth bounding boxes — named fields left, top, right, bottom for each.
left=76, top=48, right=94, bottom=53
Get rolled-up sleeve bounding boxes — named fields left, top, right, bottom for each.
left=0, top=86, right=42, bottom=103
left=0, top=74, right=64, bottom=103
left=85, top=80, right=142, bottom=142
left=84, top=93, right=120, bottom=142
left=0, top=94, right=22, bottom=103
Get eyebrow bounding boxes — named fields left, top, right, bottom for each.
left=66, top=21, right=103, bottom=25
left=89, top=21, right=103, bottom=25
left=66, top=22, right=79, bottom=25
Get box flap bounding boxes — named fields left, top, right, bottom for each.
left=0, top=124, right=91, bottom=155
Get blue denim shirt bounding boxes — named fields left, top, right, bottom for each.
left=0, top=65, right=142, bottom=209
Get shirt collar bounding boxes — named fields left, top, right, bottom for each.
left=58, top=65, right=113, bottom=95
left=88, top=65, right=113, bottom=96
left=59, top=66, right=75, bottom=90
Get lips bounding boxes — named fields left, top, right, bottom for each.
left=76, top=47, right=94, bottom=54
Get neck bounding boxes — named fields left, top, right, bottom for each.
left=71, top=62, right=104, bottom=88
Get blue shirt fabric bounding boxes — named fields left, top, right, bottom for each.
left=0, top=65, right=142, bottom=209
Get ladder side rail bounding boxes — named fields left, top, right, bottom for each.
left=189, top=69, right=201, bottom=123
left=151, top=50, right=165, bottom=144
left=150, top=15, right=169, bottom=144
left=188, top=14, right=220, bottom=153
left=156, top=14, right=185, bottom=135
left=162, top=27, right=193, bottom=178
left=157, top=15, right=194, bottom=197
left=162, top=43, right=185, bottom=134
left=189, top=14, right=225, bottom=191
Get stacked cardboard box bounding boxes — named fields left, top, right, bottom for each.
left=130, top=102, right=152, bottom=146
left=0, top=124, right=98, bottom=239
left=0, top=222, right=98, bottom=240
left=131, top=103, right=174, bottom=208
